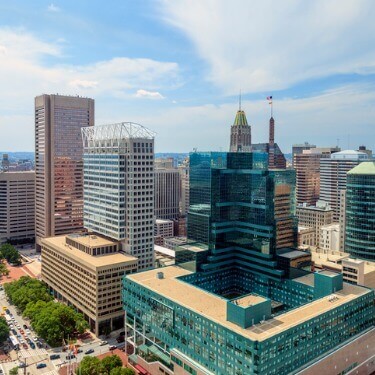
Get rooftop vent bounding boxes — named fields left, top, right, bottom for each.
left=156, top=272, right=164, bottom=280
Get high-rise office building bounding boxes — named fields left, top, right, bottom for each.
left=291, top=142, right=317, bottom=167
left=82, top=122, right=155, bottom=270
left=122, top=151, right=374, bottom=375
left=0, top=171, right=35, bottom=244
left=155, top=168, right=181, bottom=220
left=229, top=108, right=251, bottom=152
left=345, top=162, right=375, bottom=261
left=294, top=147, right=339, bottom=206
left=35, top=94, right=94, bottom=251
left=339, top=190, right=346, bottom=251
left=319, top=150, right=369, bottom=220
left=178, top=157, right=190, bottom=217
left=1, top=154, right=10, bottom=172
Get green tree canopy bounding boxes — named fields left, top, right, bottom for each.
left=0, top=316, right=9, bottom=343
left=24, top=301, right=88, bottom=346
left=9, top=367, right=18, bottom=375
left=110, top=368, right=135, bottom=375
left=101, top=355, right=123, bottom=374
left=76, top=356, right=103, bottom=375
left=0, top=244, right=22, bottom=265
left=4, top=276, right=52, bottom=312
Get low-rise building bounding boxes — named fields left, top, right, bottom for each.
left=41, top=233, right=137, bottom=335
left=298, top=226, right=315, bottom=247
left=154, top=219, right=174, bottom=243
left=320, top=223, right=340, bottom=252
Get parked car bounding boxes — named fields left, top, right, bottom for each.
left=11, top=329, right=17, bottom=335
left=23, top=324, right=28, bottom=329
left=66, top=354, right=75, bottom=360
left=29, top=342, right=35, bottom=349
left=36, top=341, right=43, bottom=348
left=99, top=341, right=108, bottom=346
left=22, top=343, right=28, bottom=349
left=84, top=348, right=94, bottom=355
left=77, top=349, right=83, bottom=354
left=109, top=345, right=117, bottom=351
left=18, top=362, right=27, bottom=368
left=25, top=329, right=31, bottom=335
left=36, top=363, right=47, bottom=369
left=50, top=354, right=60, bottom=360
left=116, top=335, right=125, bottom=343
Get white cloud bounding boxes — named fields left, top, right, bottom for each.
left=69, top=79, right=98, bottom=89
left=135, top=89, right=165, bottom=99
left=47, top=4, right=60, bottom=12
left=161, top=0, right=375, bottom=94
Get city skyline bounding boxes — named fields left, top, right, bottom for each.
left=0, top=0, right=374, bottom=153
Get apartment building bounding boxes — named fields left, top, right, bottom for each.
left=0, top=171, right=35, bottom=243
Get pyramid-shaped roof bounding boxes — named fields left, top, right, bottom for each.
left=348, top=161, right=375, bottom=175
left=233, top=110, right=248, bottom=126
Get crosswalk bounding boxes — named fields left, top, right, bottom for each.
left=18, top=347, right=48, bottom=358
left=41, top=371, right=58, bottom=375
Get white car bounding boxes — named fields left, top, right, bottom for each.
left=33, top=336, right=38, bottom=341
left=25, top=329, right=31, bottom=335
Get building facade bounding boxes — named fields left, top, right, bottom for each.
left=319, top=150, right=369, bottom=220
left=229, top=109, right=251, bottom=152
left=345, top=162, right=375, bottom=261
left=41, top=234, right=137, bottom=335
left=35, top=94, right=94, bottom=251
left=319, top=223, right=340, bottom=252
left=120, top=153, right=373, bottom=375
left=179, top=157, right=190, bottom=217
left=0, top=171, right=35, bottom=244
left=291, top=142, right=317, bottom=167
left=296, top=203, right=333, bottom=248
left=82, top=123, right=155, bottom=270
left=155, top=168, right=181, bottom=220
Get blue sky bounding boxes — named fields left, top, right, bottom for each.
left=0, top=0, right=374, bottom=152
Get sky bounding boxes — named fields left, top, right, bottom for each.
left=0, top=0, right=374, bottom=153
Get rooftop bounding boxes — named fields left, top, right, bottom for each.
left=232, top=294, right=267, bottom=307
left=331, top=150, right=369, bottom=160
left=127, top=266, right=370, bottom=342
left=233, top=110, right=248, bottom=126
left=277, top=250, right=311, bottom=259
left=347, top=162, right=375, bottom=175
left=67, top=233, right=117, bottom=249
left=42, top=235, right=138, bottom=270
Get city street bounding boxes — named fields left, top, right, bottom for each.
left=0, top=288, right=120, bottom=374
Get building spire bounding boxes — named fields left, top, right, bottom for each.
left=239, top=89, right=242, bottom=111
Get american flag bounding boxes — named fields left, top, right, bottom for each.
left=267, top=96, right=272, bottom=101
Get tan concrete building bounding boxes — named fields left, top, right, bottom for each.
left=298, top=226, right=315, bottom=247
left=41, top=233, right=137, bottom=335
left=35, top=94, right=94, bottom=251
left=0, top=171, right=35, bottom=243
left=296, top=202, right=333, bottom=247
left=319, top=223, right=340, bottom=252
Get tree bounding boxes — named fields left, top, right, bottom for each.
left=76, top=356, right=103, bottom=375
left=9, top=367, right=18, bottom=375
left=0, top=244, right=22, bottom=266
left=0, top=316, right=9, bottom=343
left=0, top=261, right=9, bottom=278
left=101, top=355, right=123, bottom=374
left=4, top=276, right=52, bottom=313
left=110, top=368, right=135, bottom=375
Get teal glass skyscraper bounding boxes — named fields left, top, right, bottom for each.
left=122, top=152, right=374, bottom=375
left=345, top=162, right=375, bottom=261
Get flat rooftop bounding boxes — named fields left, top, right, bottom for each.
left=67, top=233, right=117, bottom=248
left=42, top=235, right=137, bottom=270
left=128, top=266, right=370, bottom=342
left=277, top=250, right=310, bottom=259
left=176, top=243, right=208, bottom=253
left=233, top=294, right=267, bottom=307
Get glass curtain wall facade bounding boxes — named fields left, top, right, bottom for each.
left=345, top=162, right=375, bottom=261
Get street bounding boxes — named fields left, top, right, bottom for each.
left=0, top=288, right=120, bottom=374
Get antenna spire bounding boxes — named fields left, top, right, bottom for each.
left=239, top=90, right=242, bottom=111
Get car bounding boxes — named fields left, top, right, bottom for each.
left=22, top=343, right=28, bottom=349
left=120, top=331, right=125, bottom=336
left=66, top=354, right=75, bottom=360
left=25, top=329, right=31, bottom=335
left=9, top=324, right=13, bottom=329
left=36, top=341, right=43, bottom=348
left=116, top=335, right=125, bottom=343
left=84, top=348, right=94, bottom=355
left=99, top=341, right=108, bottom=346
left=23, top=324, right=28, bottom=329
left=50, top=354, right=60, bottom=360
left=109, top=345, right=117, bottom=351
left=19, top=329, right=24, bottom=334
left=11, top=329, right=17, bottom=335
left=77, top=349, right=83, bottom=353
left=18, top=362, right=27, bottom=368
left=33, top=336, right=38, bottom=341
left=36, top=363, right=47, bottom=369
left=29, top=342, right=35, bottom=349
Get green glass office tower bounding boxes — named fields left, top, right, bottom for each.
left=122, top=152, right=374, bottom=375
left=346, top=162, right=375, bottom=261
